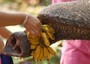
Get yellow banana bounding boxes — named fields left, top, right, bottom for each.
left=26, top=25, right=56, bottom=61
left=41, top=32, right=50, bottom=46
left=28, top=38, right=39, bottom=45
left=42, top=25, right=55, bottom=33
left=37, top=46, right=44, bottom=61
left=47, top=53, right=51, bottom=60
left=43, top=47, right=50, bottom=58
left=31, top=44, right=37, bottom=49
left=31, top=50, right=35, bottom=56
left=27, top=32, right=38, bottom=38
left=42, top=25, right=55, bottom=40
left=48, top=25, right=55, bottom=33
left=26, top=32, right=30, bottom=38
left=27, top=32, right=39, bottom=45
left=34, top=45, right=41, bottom=60
left=45, top=28, right=55, bottom=40
left=47, top=47, right=56, bottom=56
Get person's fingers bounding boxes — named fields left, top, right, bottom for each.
left=29, top=22, right=41, bottom=35
left=28, top=16, right=42, bottom=32
left=30, top=19, right=42, bottom=35
left=25, top=21, right=41, bottom=36
left=23, top=15, right=42, bottom=36
left=24, top=23, right=36, bottom=36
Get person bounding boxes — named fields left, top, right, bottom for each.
left=52, top=0, right=75, bottom=3
left=52, top=0, right=90, bottom=64
left=0, top=27, right=13, bottom=64
left=0, top=11, right=42, bottom=64
left=0, top=11, right=42, bottom=36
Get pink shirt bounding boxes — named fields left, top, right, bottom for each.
left=52, top=0, right=76, bottom=4
left=61, top=40, right=90, bottom=64
left=52, top=0, right=90, bottom=64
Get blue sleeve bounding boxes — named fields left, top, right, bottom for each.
left=1, top=54, right=13, bottom=64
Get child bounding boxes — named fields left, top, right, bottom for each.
left=0, top=27, right=13, bottom=64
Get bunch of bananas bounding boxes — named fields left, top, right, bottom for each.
left=26, top=25, right=56, bottom=61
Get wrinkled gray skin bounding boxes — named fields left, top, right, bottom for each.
left=37, top=0, right=90, bottom=42
left=3, top=32, right=32, bottom=57
left=3, top=0, right=90, bottom=57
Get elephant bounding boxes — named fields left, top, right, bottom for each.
left=3, top=0, right=90, bottom=57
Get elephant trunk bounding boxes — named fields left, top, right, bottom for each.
left=37, top=0, right=90, bottom=41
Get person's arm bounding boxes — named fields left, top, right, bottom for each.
left=0, top=27, right=12, bottom=53
left=0, top=11, right=26, bottom=26
left=0, top=27, right=12, bottom=38
left=0, top=11, right=42, bottom=36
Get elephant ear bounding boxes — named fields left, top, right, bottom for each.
left=37, top=0, right=90, bottom=40
left=3, top=32, right=32, bottom=57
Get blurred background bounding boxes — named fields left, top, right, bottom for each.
left=0, top=0, right=62, bottom=64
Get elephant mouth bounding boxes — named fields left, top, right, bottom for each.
left=3, top=32, right=31, bottom=57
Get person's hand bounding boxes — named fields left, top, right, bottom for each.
left=23, top=14, right=42, bottom=36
